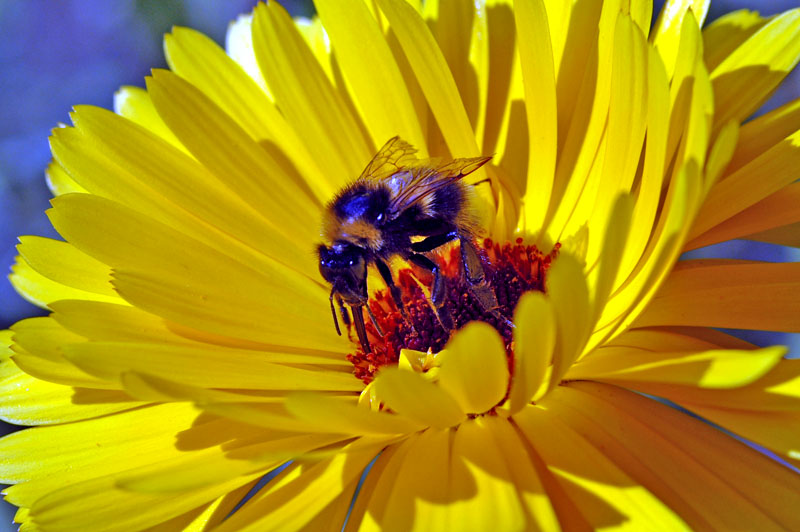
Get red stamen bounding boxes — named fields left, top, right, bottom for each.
left=347, top=238, right=560, bottom=384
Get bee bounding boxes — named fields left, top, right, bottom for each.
left=318, top=137, right=502, bottom=354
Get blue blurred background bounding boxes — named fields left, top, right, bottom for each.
left=0, top=0, right=798, bottom=529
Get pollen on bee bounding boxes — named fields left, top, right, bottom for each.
left=347, top=238, right=560, bottom=384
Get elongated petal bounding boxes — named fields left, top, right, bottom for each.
left=514, top=402, right=689, bottom=529
left=16, top=237, right=115, bottom=298
left=546, top=253, right=591, bottom=391
left=378, top=0, right=481, bottom=161
left=636, top=260, right=800, bottom=332
left=515, top=0, right=557, bottom=232
left=285, top=392, right=424, bottom=435
left=313, top=0, right=426, bottom=150
left=567, top=345, right=786, bottom=388
left=554, top=382, right=800, bottom=530
left=250, top=3, right=371, bottom=191
left=212, top=442, right=381, bottom=532
left=508, top=291, right=555, bottom=412
left=437, top=322, right=509, bottom=414
left=165, top=26, right=311, bottom=166
left=687, top=182, right=800, bottom=250
left=62, top=342, right=360, bottom=391
left=711, top=9, right=800, bottom=131
left=652, top=0, right=710, bottom=77
left=0, top=361, right=141, bottom=425
left=371, top=367, right=465, bottom=428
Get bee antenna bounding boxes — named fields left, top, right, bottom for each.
left=365, top=304, right=384, bottom=337
left=329, top=288, right=341, bottom=336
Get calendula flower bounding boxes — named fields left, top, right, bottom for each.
left=3, top=0, right=800, bottom=529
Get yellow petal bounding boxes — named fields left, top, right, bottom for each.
left=16, top=236, right=115, bottom=298
left=558, top=382, right=800, bottom=530
left=113, top=86, right=184, bottom=149
left=508, top=291, right=555, bottom=412
left=225, top=14, right=269, bottom=95
left=745, top=221, right=800, bottom=248
left=353, top=429, right=451, bottom=531
left=50, top=300, right=191, bottom=344
left=47, top=193, right=341, bottom=350
left=636, top=260, right=800, bottom=332
left=116, top=432, right=345, bottom=494
left=515, top=0, right=557, bottom=232
left=481, top=416, right=560, bottom=530
left=567, top=345, right=786, bottom=389
left=445, top=419, right=528, bottom=531
left=546, top=0, right=617, bottom=240
left=591, top=194, right=634, bottom=324
left=54, top=106, right=313, bottom=278
left=702, top=9, right=767, bottom=73
left=514, top=401, right=689, bottom=529
left=212, top=442, right=381, bottom=532
left=609, top=326, right=755, bottom=351
left=711, top=9, right=800, bottom=131
left=0, top=360, right=140, bottom=425
left=546, top=253, right=591, bottom=391
left=165, top=27, right=286, bottom=148
left=377, top=0, right=481, bottom=163
left=701, top=119, right=739, bottom=192
left=45, top=160, right=85, bottom=196
left=627, top=0, right=653, bottom=35
left=584, top=16, right=647, bottom=251
left=663, top=8, right=702, bottom=169
left=285, top=392, right=424, bottom=435
left=692, top=124, right=800, bottom=242
left=687, top=181, right=800, bottom=250
left=62, top=342, right=360, bottom=391
left=313, top=0, right=426, bottom=151
left=29, top=469, right=262, bottom=532
left=609, top=355, right=800, bottom=413
left=598, top=160, right=701, bottom=343
left=682, top=405, right=800, bottom=466
left=437, top=321, right=509, bottom=414
left=727, top=95, right=800, bottom=174
left=371, top=367, right=465, bottom=428
left=429, top=0, right=481, bottom=141
left=144, top=481, right=258, bottom=532
left=623, top=45, right=670, bottom=275
left=250, top=3, right=371, bottom=191
left=145, top=69, right=320, bottom=244
left=0, top=403, right=201, bottom=502
left=651, top=0, right=710, bottom=77
left=11, top=316, right=85, bottom=363
left=9, top=256, right=119, bottom=309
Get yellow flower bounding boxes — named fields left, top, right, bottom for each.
left=3, top=0, right=800, bottom=530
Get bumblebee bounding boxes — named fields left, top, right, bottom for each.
left=318, top=137, right=501, bottom=353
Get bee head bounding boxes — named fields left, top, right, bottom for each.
left=317, top=242, right=368, bottom=305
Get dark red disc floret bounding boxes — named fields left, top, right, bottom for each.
left=347, top=238, right=560, bottom=384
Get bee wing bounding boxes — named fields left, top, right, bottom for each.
left=358, top=136, right=420, bottom=182
left=389, top=155, right=492, bottom=217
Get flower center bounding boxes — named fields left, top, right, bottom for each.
left=348, top=238, right=560, bottom=383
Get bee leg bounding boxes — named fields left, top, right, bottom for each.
left=337, top=295, right=351, bottom=329
left=408, top=253, right=454, bottom=331
left=375, top=259, right=405, bottom=314
left=365, top=304, right=385, bottom=337
left=460, top=237, right=515, bottom=329
left=410, top=230, right=459, bottom=253
left=329, top=289, right=342, bottom=336
left=350, top=305, right=372, bottom=354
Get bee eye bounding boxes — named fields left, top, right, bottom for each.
left=376, top=213, right=384, bottom=223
